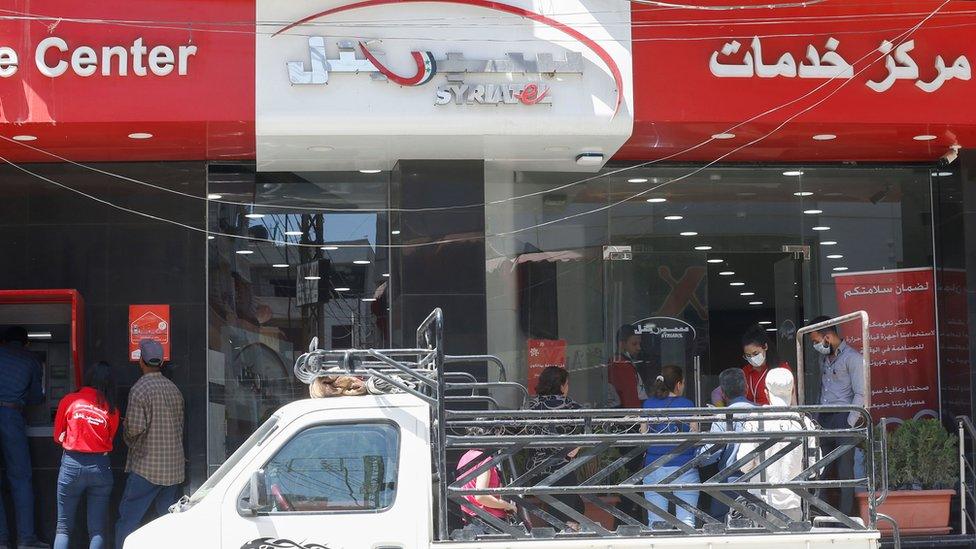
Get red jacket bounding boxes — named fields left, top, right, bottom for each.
left=742, top=362, right=791, bottom=405
left=609, top=357, right=644, bottom=409
left=54, top=387, right=120, bottom=453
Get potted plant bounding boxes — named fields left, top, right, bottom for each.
left=856, top=418, right=958, bottom=536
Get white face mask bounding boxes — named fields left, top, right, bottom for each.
left=746, top=352, right=766, bottom=368
left=814, top=340, right=832, bottom=355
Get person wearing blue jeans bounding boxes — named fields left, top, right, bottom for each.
left=114, top=474, right=178, bottom=548
left=55, top=453, right=113, bottom=549
left=0, top=327, right=47, bottom=549
left=642, top=365, right=699, bottom=529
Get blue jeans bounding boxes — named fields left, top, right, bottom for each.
left=114, top=474, right=178, bottom=549
left=54, top=451, right=113, bottom=549
left=644, top=466, right=700, bottom=528
left=0, top=407, right=37, bottom=544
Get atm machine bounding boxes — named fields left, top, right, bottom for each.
left=0, top=290, right=84, bottom=543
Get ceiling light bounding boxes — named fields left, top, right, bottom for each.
left=206, top=193, right=223, bottom=200
left=128, top=132, right=153, bottom=139
left=719, top=271, right=734, bottom=276
left=707, top=258, right=724, bottom=264
left=307, top=145, right=334, bottom=152
left=359, top=169, right=382, bottom=174
left=235, top=250, right=254, bottom=255
left=765, top=328, right=778, bottom=332
left=361, top=298, right=377, bottom=302
left=391, top=230, right=401, bottom=235
left=913, top=134, right=937, bottom=141
left=740, top=292, right=755, bottom=296
left=749, top=301, right=764, bottom=305
left=812, top=226, right=830, bottom=231
left=382, top=273, right=390, bottom=278
left=826, top=254, right=844, bottom=259
left=821, top=240, right=838, bottom=246
left=334, top=287, right=351, bottom=292
left=304, top=275, right=321, bottom=280
left=833, top=266, right=849, bottom=272
left=664, top=215, right=683, bottom=221
left=793, top=191, right=814, bottom=197
left=646, top=197, right=667, bottom=203
left=812, top=134, right=836, bottom=141
left=27, top=331, right=53, bottom=340
left=803, top=209, right=823, bottom=215
left=322, top=246, right=339, bottom=251
left=628, top=178, right=648, bottom=184
left=783, top=170, right=804, bottom=176
left=353, top=260, right=371, bottom=265
left=712, top=133, right=735, bottom=140
left=936, top=172, right=953, bottom=177
left=730, top=282, right=745, bottom=286
left=12, top=135, right=37, bottom=142
left=680, top=231, right=698, bottom=236
left=245, top=213, right=265, bottom=219
left=273, top=264, right=290, bottom=268
left=284, top=231, right=303, bottom=236
left=207, top=235, right=215, bottom=240
left=758, top=321, right=773, bottom=326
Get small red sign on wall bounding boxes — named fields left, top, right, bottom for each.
left=527, top=339, right=567, bottom=394
left=129, top=305, right=171, bottom=362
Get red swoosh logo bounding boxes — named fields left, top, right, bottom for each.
left=274, top=0, right=623, bottom=116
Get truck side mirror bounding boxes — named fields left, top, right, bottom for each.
left=244, top=469, right=269, bottom=516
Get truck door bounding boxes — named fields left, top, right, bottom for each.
left=220, top=412, right=427, bottom=549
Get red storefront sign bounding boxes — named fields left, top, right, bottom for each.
left=832, top=268, right=938, bottom=422
left=129, top=304, right=171, bottom=362
left=527, top=339, right=567, bottom=394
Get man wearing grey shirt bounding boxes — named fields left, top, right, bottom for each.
left=808, top=316, right=866, bottom=516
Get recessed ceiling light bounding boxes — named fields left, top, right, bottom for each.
left=821, top=240, right=838, bottom=246
left=694, top=245, right=712, bottom=251
left=322, top=246, right=339, bottom=251
left=361, top=298, right=377, bottom=302
left=307, top=145, right=334, bottom=152
left=664, top=215, right=683, bottom=221
left=284, top=231, right=303, bottom=236
left=207, top=235, right=215, bottom=240
left=646, top=197, right=667, bottom=203
left=803, top=209, right=823, bottom=215
left=740, top=292, right=755, bottom=296
left=749, top=301, right=764, bottom=305
left=935, top=172, right=953, bottom=177
left=206, top=193, right=223, bottom=200
left=913, top=134, right=937, bottom=141
left=719, top=271, right=735, bottom=276
left=304, top=275, right=322, bottom=280
left=128, top=132, right=153, bottom=139
left=245, top=213, right=265, bottom=219
left=353, top=260, right=371, bottom=265
left=12, top=135, right=37, bottom=142
left=382, top=273, right=390, bottom=278
left=783, top=170, right=804, bottom=177
left=391, top=230, right=401, bottom=235
left=273, top=264, right=290, bottom=268
left=235, top=250, right=254, bottom=255
left=812, top=134, right=836, bottom=141
left=359, top=169, right=382, bottom=174
left=712, top=133, right=735, bottom=140
left=707, top=258, right=724, bottom=263
left=827, top=254, right=844, bottom=259
left=730, top=282, right=745, bottom=286
left=758, top=321, right=773, bottom=325
left=812, top=226, right=830, bottom=231
left=628, top=178, right=648, bottom=184
left=680, top=231, right=698, bottom=236
left=833, top=266, right=849, bottom=272
left=765, top=328, right=778, bottom=332
left=334, top=287, right=351, bottom=292
left=793, top=191, right=814, bottom=197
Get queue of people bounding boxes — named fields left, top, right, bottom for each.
left=0, top=332, right=184, bottom=549
left=457, top=315, right=865, bottom=531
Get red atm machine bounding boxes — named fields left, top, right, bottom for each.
left=0, top=290, right=85, bottom=541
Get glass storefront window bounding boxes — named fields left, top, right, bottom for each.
left=207, top=164, right=391, bottom=469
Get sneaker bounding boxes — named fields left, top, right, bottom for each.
left=18, top=540, right=50, bottom=549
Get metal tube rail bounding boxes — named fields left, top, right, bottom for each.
left=794, top=310, right=870, bottom=407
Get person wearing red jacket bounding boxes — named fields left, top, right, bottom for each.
left=608, top=324, right=649, bottom=409
left=740, top=326, right=792, bottom=406
left=53, top=362, right=120, bottom=549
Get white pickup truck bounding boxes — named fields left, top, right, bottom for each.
left=126, top=310, right=889, bottom=549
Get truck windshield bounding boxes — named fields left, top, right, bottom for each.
left=186, top=414, right=281, bottom=507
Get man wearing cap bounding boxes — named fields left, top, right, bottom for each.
left=736, top=368, right=819, bottom=523
left=115, top=340, right=185, bottom=549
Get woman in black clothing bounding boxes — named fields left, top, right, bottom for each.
left=528, top=367, right=586, bottom=531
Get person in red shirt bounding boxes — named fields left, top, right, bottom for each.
left=608, top=324, right=648, bottom=409
left=741, top=326, right=792, bottom=406
left=53, top=361, right=120, bottom=549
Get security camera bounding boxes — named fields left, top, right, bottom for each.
left=938, top=144, right=962, bottom=168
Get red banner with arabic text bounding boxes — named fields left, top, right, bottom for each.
left=527, top=339, right=567, bottom=395
left=833, top=268, right=937, bottom=422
